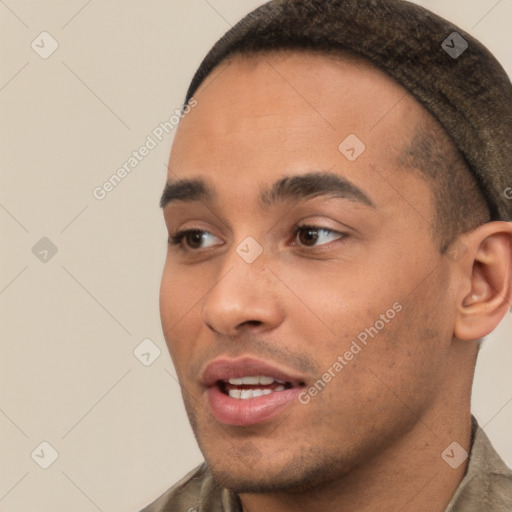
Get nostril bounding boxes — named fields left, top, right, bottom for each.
left=240, top=320, right=262, bottom=328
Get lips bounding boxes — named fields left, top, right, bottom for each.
left=202, top=357, right=307, bottom=427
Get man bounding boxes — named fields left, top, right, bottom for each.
left=144, top=0, right=512, bottom=510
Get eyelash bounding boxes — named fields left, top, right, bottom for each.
left=168, top=224, right=346, bottom=252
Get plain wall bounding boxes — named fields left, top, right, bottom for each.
left=1, top=1, right=511, bottom=510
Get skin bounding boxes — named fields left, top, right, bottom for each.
left=159, top=51, right=512, bottom=512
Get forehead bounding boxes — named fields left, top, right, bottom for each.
left=167, top=51, right=433, bottom=218
left=172, top=50, right=423, bottom=157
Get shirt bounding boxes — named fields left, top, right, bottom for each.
left=140, top=416, right=512, bottom=512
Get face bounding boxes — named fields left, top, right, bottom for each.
left=160, top=52, right=458, bottom=493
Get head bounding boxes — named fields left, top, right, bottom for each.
left=159, top=0, right=512, bottom=498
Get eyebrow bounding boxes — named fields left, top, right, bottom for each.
left=159, top=171, right=375, bottom=209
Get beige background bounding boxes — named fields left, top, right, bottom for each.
left=1, top=1, right=511, bottom=510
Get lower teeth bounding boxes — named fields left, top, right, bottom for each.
left=228, top=386, right=286, bottom=399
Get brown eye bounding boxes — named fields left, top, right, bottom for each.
left=168, top=229, right=222, bottom=251
left=184, top=231, right=205, bottom=249
left=298, top=227, right=320, bottom=246
left=294, top=225, right=345, bottom=248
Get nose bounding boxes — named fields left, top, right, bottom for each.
left=200, top=249, right=284, bottom=337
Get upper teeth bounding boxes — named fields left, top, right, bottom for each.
left=228, top=375, right=285, bottom=385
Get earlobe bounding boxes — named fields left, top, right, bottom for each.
left=453, top=222, right=512, bottom=341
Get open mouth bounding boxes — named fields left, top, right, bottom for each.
left=202, top=357, right=308, bottom=426
left=217, top=375, right=296, bottom=399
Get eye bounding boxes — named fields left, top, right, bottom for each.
left=168, top=224, right=346, bottom=253
left=168, top=229, right=222, bottom=251
left=293, top=225, right=346, bottom=247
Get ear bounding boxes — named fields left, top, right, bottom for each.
left=453, top=221, right=512, bottom=341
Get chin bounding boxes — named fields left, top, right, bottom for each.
left=207, top=464, right=313, bottom=494
left=203, top=444, right=354, bottom=495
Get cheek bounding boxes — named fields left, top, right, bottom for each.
left=291, top=257, right=448, bottom=389
left=160, top=259, right=208, bottom=321
left=349, top=278, right=453, bottom=408
left=286, top=263, right=396, bottom=345
left=159, top=262, right=206, bottom=359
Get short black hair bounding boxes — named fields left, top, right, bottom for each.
left=399, top=112, right=490, bottom=251
left=183, top=0, right=511, bottom=249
